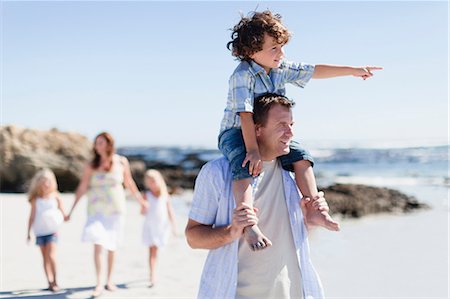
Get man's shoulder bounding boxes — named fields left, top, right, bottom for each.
left=201, top=156, right=230, bottom=173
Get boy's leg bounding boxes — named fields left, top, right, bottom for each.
left=280, top=141, right=339, bottom=231
left=219, top=128, right=272, bottom=251
left=232, top=178, right=272, bottom=250
left=293, top=161, right=339, bottom=231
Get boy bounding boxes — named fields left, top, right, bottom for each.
left=219, top=10, right=381, bottom=251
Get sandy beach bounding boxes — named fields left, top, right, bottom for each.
left=1, top=185, right=448, bottom=299
left=0, top=192, right=207, bottom=299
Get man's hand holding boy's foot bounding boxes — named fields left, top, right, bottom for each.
left=301, top=191, right=340, bottom=231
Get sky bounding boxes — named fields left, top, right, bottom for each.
left=1, top=1, right=448, bottom=148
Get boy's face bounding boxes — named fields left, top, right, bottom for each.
left=250, top=33, right=285, bottom=74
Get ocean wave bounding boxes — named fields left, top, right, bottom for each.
left=331, top=175, right=449, bottom=188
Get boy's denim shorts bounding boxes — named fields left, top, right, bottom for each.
left=218, top=127, right=314, bottom=181
left=36, top=233, right=58, bottom=246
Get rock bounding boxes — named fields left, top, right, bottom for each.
left=0, top=125, right=91, bottom=192
left=321, top=183, right=430, bottom=218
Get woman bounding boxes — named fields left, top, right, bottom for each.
left=68, top=132, right=147, bottom=297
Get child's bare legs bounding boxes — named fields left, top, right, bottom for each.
left=148, top=246, right=158, bottom=286
left=47, top=242, right=59, bottom=291
left=233, top=178, right=272, bottom=251
left=39, top=244, right=55, bottom=290
left=293, top=160, right=340, bottom=231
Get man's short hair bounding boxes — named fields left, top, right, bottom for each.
left=227, top=10, right=291, bottom=61
left=253, top=93, right=295, bottom=126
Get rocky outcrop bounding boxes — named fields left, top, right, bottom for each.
left=322, top=183, right=430, bottom=218
left=0, top=125, right=92, bottom=192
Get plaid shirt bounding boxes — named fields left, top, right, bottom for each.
left=189, top=157, right=325, bottom=299
left=220, top=59, right=315, bottom=133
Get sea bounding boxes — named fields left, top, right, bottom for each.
left=118, top=144, right=449, bottom=190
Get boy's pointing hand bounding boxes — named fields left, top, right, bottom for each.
left=354, top=66, right=383, bottom=80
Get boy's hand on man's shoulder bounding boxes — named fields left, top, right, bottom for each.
left=242, top=150, right=262, bottom=176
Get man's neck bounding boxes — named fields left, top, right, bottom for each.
left=259, top=150, right=277, bottom=162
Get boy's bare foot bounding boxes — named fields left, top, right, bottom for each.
left=244, top=225, right=272, bottom=251
left=302, top=197, right=340, bottom=231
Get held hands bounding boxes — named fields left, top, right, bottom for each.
left=230, top=203, right=258, bottom=240
left=353, top=66, right=383, bottom=80
left=140, top=201, right=149, bottom=215
left=242, top=150, right=262, bottom=176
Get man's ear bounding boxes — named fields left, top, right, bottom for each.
left=255, top=125, right=262, bottom=137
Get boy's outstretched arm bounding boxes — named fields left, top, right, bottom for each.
left=312, top=65, right=383, bottom=80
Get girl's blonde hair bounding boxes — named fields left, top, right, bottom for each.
left=144, top=169, right=169, bottom=197
left=27, top=168, right=58, bottom=203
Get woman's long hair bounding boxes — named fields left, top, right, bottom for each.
left=91, top=132, right=115, bottom=170
left=27, top=168, right=58, bottom=203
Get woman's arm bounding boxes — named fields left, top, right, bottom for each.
left=68, top=163, right=92, bottom=219
left=55, top=193, right=68, bottom=220
left=121, top=156, right=148, bottom=209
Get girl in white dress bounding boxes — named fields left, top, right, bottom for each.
left=142, top=169, right=177, bottom=287
left=27, top=169, right=67, bottom=292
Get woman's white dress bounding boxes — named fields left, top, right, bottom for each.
left=82, top=156, right=126, bottom=251
left=142, top=191, right=170, bottom=247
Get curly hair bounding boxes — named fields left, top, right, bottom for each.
left=227, top=10, right=291, bottom=61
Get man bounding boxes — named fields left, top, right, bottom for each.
left=186, top=93, right=329, bottom=299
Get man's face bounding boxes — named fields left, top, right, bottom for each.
left=250, top=33, right=285, bottom=74
left=256, top=104, right=294, bottom=160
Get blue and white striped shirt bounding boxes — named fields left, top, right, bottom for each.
left=189, top=157, right=324, bottom=299
left=220, top=59, right=315, bottom=133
